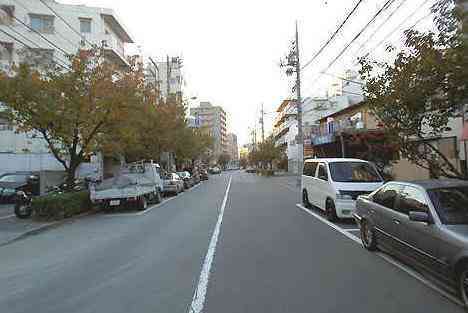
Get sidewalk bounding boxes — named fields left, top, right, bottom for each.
left=0, top=211, right=58, bottom=246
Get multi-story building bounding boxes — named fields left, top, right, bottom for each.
left=145, top=56, right=183, bottom=102
left=0, top=0, right=134, bottom=177
left=226, top=133, right=238, bottom=161
left=273, top=96, right=350, bottom=173
left=0, top=0, right=133, bottom=72
left=328, top=70, right=363, bottom=104
left=190, top=102, right=227, bottom=158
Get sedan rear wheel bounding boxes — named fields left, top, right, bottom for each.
left=360, top=220, right=377, bottom=251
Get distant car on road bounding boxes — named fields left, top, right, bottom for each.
left=0, top=172, right=40, bottom=204
left=301, top=158, right=384, bottom=221
left=163, top=173, right=184, bottom=195
left=209, top=167, right=221, bottom=174
left=177, top=171, right=194, bottom=189
left=354, top=179, right=468, bottom=308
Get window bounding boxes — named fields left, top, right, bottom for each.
left=79, top=18, right=91, bottom=33
left=373, top=184, right=399, bottom=209
left=428, top=186, right=468, bottom=225
left=329, top=162, right=382, bottom=183
left=0, top=174, right=28, bottom=183
left=0, top=5, right=14, bottom=25
left=396, top=186, right=429, bottom=215
left=30, top=14, right=54, bottom=33
left=303, top=162, right=317, bottom=177
left=317, top=163, right=328, bottom=180
left=0, top=42, right=12, bottom=62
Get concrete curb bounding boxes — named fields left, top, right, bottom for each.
left=0, top=209, right=100, bottom=247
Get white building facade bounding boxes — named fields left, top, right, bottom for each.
left=0, top=0, right=134, bottom=176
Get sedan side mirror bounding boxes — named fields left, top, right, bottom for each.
left=409, top=211, right=433, bottom=224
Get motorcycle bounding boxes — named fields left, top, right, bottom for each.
left=14, top=190, right=33, bottom=219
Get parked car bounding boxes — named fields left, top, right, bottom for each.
left=354, top=179, right=468, bottom=307
left=301, top=158, right=384, bottom=221
left=177, top=171, right=194, bottom=189
left=0, top=172, right=40, bottom=204
left=200, top=170, right=209, bottom=181
left=163, top=173, right=184, bottom=195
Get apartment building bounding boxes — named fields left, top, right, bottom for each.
left=273, top=96, right=351, bottom=173
left=226, top=133, right=238, bottom=161
left=190, top=102, right=227, bottom=158
left=145, top=56, right=184, bottom=102
left=0, top=0, right=133, bottom=72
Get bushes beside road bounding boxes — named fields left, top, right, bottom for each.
left=32, top=191, right=92, bottom=220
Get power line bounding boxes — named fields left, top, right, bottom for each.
left=0, top=28, right=69, bottom=70
left=321, top=0, right=396, bottom=74
left=362, top=0, right=433, bottom=56
left=37, top=0, right=94, bottom=47
left=351, top=0, right=408, bottom=60
left=301, top=0, right=366, bottom=70
left=4, top=24, right=69, bottom=66
left=11, top=0, right=80, bottom=50
left=11, top=15, right=72, bottom=56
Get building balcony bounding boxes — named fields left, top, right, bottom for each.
left=93, top=33, right=129, bottom=67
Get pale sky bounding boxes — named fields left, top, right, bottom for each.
left=62, top=0, right=434, bottom=146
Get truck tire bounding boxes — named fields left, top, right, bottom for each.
left=155, top=190, right=162, bottom=204
left=138, top=196, right=148, bottom=211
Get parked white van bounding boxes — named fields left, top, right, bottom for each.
left=302, top=158, right=384, bottom=221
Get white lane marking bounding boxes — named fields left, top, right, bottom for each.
left=296, top=204, right=361, bottom=244
left=295, top=203, right=463, bottom=307
left=0, top=214, right=15, bottom=220
left=189, top=176, right=232, bottom=313
left=105, top=182, right=204, bottom=217
left=345, top=228, right=360, bottom=232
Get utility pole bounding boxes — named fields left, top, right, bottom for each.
left=281, top=21, right=303, bottom=187
left=295, top=21, right=303, bottom=188
left=166, top=55, right=171, bottom=98
left=148, top=57, right=160, bottom=103
left=260, top=103, right=265, bottom=142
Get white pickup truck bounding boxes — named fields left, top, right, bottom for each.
left=90, top=160, right=164, bottom=211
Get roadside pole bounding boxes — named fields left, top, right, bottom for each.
left=295, top=21, right=303, bottom=188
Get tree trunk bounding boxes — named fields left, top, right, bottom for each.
left=65, top=157, right=81, bottom=191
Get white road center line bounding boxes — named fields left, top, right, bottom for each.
left=189, top=176, right=232, bottom=313
left=295, top=203, right=463, bottom=307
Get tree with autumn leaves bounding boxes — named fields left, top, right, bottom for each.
left=359, top=0, right=468, bottom=179
left=0, top=48, right=212, bottom=187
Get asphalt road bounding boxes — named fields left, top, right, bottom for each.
left=0, top=171, right=463, bottom=313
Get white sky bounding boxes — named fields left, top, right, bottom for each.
left=61, top=0, right=435, bottom=146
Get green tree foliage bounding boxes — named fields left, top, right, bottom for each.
left=359, top=0, right=468, bottom=178
left=248, top=136, right=282, bottom=169
left=0, top=49, right=151, bottom=187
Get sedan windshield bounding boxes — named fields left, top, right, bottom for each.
left=428, top=187, right=468, bottom=225
left=329, top=162, right=382, bottom=183
left=0, top=174, right=28, bottom=183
